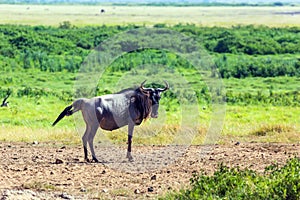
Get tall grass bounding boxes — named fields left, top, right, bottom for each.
left=1, top=96, right=298, bottom=144
left=221, top=105, right=300, bottom=143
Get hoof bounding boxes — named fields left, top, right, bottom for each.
left=126, top=155, right=134, bottom=162
left=92, top=157, right=99, bottom=163
left=126, top=151, right=134, bottom=162
left=84, top=158, right=99, bottom=163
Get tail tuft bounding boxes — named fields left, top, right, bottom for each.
left=52, top=105, right=73, bottom=126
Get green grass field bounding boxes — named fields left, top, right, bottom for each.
left=0, top=69, right=299, bottom=145
left=0, top=4, right=299, bottom=145
left=1, top=4, right=300, bottom=27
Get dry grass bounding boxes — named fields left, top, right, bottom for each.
left=0, top=4, right=300, bottom=27
left=251, top=124, right=294, bottom=137
left=219, top=105, right=300, bottom=144
left=248, top=124, right=299, bottom=143
left=1, top=105, right=299, bottom=145
left=22, top=181, right=57, bottom=191
left=0, top=125, right=81, bottom=144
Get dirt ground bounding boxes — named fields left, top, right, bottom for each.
left=0, top=142, right=299, bottom=200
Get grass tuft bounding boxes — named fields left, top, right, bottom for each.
left=251, top=124, right=295, bottom=137
left=22, top=181, right=57, bottom=191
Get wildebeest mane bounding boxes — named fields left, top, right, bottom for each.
left=129, top=88, right=152, bottom=125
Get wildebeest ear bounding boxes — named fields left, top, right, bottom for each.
left=130, top=96, right=136, bottom=103
left=139, top=88, right=150, bottom=96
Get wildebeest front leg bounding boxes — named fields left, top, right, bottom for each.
left=126, top=122, right=134, bottom=162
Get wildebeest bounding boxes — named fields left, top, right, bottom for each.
left=52, top=80, right=169, bottom=162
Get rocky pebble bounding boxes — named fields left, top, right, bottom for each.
left=1, top=189, right=76, bottom=200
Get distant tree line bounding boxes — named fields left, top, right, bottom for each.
left=0, top=0, right=295, bottom=6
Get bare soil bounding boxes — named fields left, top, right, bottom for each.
left=0, top=142, right=299, bottom=199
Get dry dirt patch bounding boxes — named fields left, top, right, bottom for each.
left=0, top=142, right=299, bottom=199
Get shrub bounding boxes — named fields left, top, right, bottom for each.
left=162, top=157, right=300, bottom=200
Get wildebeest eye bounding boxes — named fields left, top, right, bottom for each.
left=154, top=92, right=161, bottom=99
left=151, top=93, right=161, bottom=104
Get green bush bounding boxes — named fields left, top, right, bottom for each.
left=0, top=24, right=299, bottom=107
left=162, top=157, right=300, bottom=200
left=1, top=24, right=300, bottom=77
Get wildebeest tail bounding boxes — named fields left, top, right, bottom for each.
left=52, top=105, right=73, bottom=126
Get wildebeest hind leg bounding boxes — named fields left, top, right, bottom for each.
left=82, top=126, right=89, bottom=162
left=88, top=126, right=99, bottom=163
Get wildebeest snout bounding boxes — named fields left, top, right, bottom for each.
left=151, top=104, right=159, bottom=118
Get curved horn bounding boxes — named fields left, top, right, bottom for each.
left=157, top=80, right=169, bottom=92
left=140, top=80, right=152, bottom=91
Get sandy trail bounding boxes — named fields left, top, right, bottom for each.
left=0, top=142, right=299, bottom=199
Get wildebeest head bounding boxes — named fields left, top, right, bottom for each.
left=129, top=80, right=169, bottom=125
left=140, top=80, right=169, bottom=118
